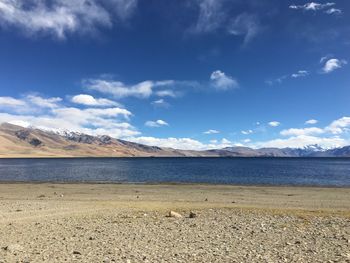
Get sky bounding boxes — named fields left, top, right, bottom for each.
left=0, top=0, right=349, bottom=150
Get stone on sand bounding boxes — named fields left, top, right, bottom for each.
left=168, top=211, right=182, bottom=218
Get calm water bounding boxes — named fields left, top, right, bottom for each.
left=0, top=158, right=350, bottom=186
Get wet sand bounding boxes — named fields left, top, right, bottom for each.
left=0, top=183, right=349, bottom=262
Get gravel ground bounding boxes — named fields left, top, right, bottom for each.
left=0, top=184, right=349, bottom=263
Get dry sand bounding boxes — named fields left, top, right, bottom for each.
left=0, top=183, right=349, bottom=262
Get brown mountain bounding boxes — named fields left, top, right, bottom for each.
left=1, top=122, right=349, bottom=158
left=0, top=123, right=207, bottom=158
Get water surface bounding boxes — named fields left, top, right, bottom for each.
left=0, top=158, right=349, bottom=186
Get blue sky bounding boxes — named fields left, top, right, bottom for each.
left=0, top=0, right=349, bottom=150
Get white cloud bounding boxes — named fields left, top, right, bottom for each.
left=291, top=70, right=309, bottom=78
left=305, top=119, right=318, bottom=125
left=241, top=129, right=253, bottom=135
left=268, top=121, right=280, bottom=127
left=0, top=96, right=26, bottom=107
left=254, top=135, right=346, bottom=149
left=204, top=129, right=220, bottom=134
left=325, top=117, right=350, bottom=134
left=71, top=94, right=119, bottom=107
left=253, top=116, right=350, bottom=149
left=0, top=94, right=137, bottom=138
left=221, top=138, right=231, bottom=144
left=151, top=99, right=169, bottom=108
left=26, top=95, right=62, bottom=108
left=320, top=55, right=332, bottom=64
left=325, top=8, right=342, bottom=15
left=289, top=2, right=335, bottom=11
left=155, top=90, right=177, bottom=98
left=280, top=127, right=324, bottom=136
left=228, top=13, right=261, bottom=45
left=127, top=136, right=238, bottom=151
left=83, top=78, right=188, bottom=99
left=0, top=95, right=62, bottom=113
left=145, top=119, right=169, bottom=128
left=85, top=79, right=153, bottom=98
left=210, top=70, right=239, bottom=90
left=191, top=0, right=225, bottom=34
left=0, top=0, right=138, bottom=39
left=322, top=58, right=347, bottom=73
left=243, top=138, right=251, bottom=143
left=128, top=136, right=207, bottom=150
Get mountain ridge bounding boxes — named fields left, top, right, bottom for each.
left=1, top=122, right=349, bottom=158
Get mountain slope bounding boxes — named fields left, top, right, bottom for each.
left=0, top=123, right=200, bottom=157
left=0, top=123, right=349, bottom=158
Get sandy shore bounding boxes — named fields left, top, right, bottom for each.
left=0, top=183, right=349, bottom=262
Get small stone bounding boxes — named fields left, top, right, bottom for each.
left=189, top=211, right=197, bottom=218
left=168, top=211, right=182, bottom=218
left=73, top=251, right=81, bottom=255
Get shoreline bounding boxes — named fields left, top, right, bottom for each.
left=0, top=181, right=349, bottom=189
left=1, top=183, right=350, bottom=212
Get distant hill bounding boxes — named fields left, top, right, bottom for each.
left=0, top=123, right=204, bottom=157
left=0, top=122, right=349, bottom=158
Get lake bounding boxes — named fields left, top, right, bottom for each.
left=0, top=158, right=350, bottom=187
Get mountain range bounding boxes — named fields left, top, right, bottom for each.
left=1, top=122, right=350, bottom=158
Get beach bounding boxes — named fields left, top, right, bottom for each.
left=0, top=183, right=349, bottom=262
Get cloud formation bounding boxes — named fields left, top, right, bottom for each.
left=0, top=95, right=138, bottom=138
left=151, top=99, right=169, bottom=108
left=84, top=78, right=176, bottom=99
left=210, top=70, right=238, bottom=90
left=71, top=94, right=119, bottom=107
left=291, top=70, right=309, bottom=78
left=241, top=130, right=253, bottom=135
left=253, top=116, right=350, bottom=149
left=84, top=77, right=198, bottom=99
left=127, top=136, right=237, bottom=151
left=190, top=1, right=262, bottom=45
left=289, top=2, right=340, bottom=15
left=280, top=127, right=324, bottom=136
left=0, top=96, right=26, bottom=107
left=305, top=119, right=318, bottom=125
left=268, top=121, right=280, bottom=127
left=191, top=0, right=225, bottom=34
left=0, top=0, right=138, bottom=39
left=204, top=129, right=220, bottom=134
left=145, top=119, right=169, bottom=128
left=228, top=13, right=261, bottom=45
left=322, top=58, right=347, bottom=73
left=289, top=2, right=335, bottom=11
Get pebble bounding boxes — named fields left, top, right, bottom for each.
left=168, top=211, right=182, bottom=218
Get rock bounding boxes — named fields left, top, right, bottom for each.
left=168, top=211, right=182, bottom=218
left=73, top=250, right=81, bottom=255
left=4, top=244, right=24, bottom=253
left=205, top=198, right=208, bottom=202
left=37, top=194, right=45, bottom=198
left=189, top=211, right=197, bottom=218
